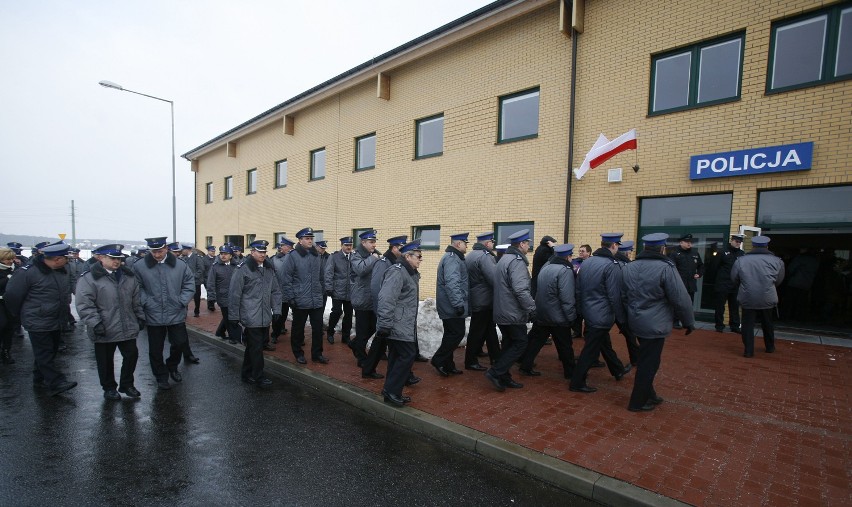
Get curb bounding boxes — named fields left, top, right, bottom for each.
left=189, top=327, right=690, bottom=507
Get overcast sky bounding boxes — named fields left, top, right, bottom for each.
left=0, top=0, right=492, bottom=243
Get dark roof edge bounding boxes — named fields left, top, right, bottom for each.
left=182, top=0, right=520, bottom=160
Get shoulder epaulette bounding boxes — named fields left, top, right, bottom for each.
left=20, top=264, right=31, bottom=271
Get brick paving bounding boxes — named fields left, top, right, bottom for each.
left=187, top=306, right=850, bottom=507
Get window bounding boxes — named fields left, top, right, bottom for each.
left=758, top=186, right=852, bottom=226
left=224, top=235, right=243, bottom=250
left=224, top=176, right=233, bottom=200
left=768, top=4, right=852, bottom=92
left=352, top=228, right=373, bottom=245
left=412, top=225, right=441, bottom=250
left=205, top=236, right=213, bottom=248
left=274, top=232, right=287, bottom=245
left=494, top=222, right=534, bottom=245
left=246, top=169, right=257, bottom=195
left=312, top=230, right=324, bottom=242
left=205, top=182, right=213, bottom=203
left=415, top=114, right=444, bottom=159
left=498, top=88, right=539, bottom=143
left=245, top=234, right=256, bottom=247
left=640, top=194, right=733, bottom=227
left=275, top=159, right=288, bottom=188
left=310, top=148, right=326, bottom=180
left=355, top=134, right=376, bottom=171
left=650, top=33, right=744, bottom=114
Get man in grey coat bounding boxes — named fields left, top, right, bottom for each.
left=465, top=231, right=499, bottom=370
left=485, top=229, right=535, bottom=391
left=207, top=245, right=241, bottom=344
left=349, top=229, right=380, bottom=366
left=270, top=236, right=295, bottom=344
left=731, top=236, right=785, bottom=357
left=76, top=244, right=145, bottom=400
left=432, top=232, right=470, bottom=377
left=229, top=240, right=282, bottom=387
left=622, top=233, right=694, bottom=412
left=132, top=237, right=196, bottom=390
left=362, top=235, right=407, bottom=379
left=324, top=236, right=354, bottom=345
left=203, top=245, right=217, bottom=311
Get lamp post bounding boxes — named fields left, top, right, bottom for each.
left=99, top=80, right=177, bottom=242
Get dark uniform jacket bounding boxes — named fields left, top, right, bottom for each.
left=180, top=252, right=205, bottom=286
left=493, top=246, right=535, bottom=326
left=436, top=246, right=469, bottom=319
left=324, top=250, right=352, bottom=301
left=206, top=259, right=238, bottom=308
left=4, top=256, right=71, bottom=332
left=668, top=246, right=704, bottom=293
left=370, top=250, right=397, bottom=313
left=531, top=242, right=554, bottom=294
left=65, top=258, right=86, bottom=294
left=622, top=251, right=694, bottom=339
left=577, top=248, right=625, bottom=329
left=75, top=263, right=144, bottom=343
left=350, top=245, right=380, bottom=311
left=132, top=252, right=196, bottom=326
left=280, top=244, right=324, bottom=310
left=0, top=264, right=17, bottom=330
left=376, top=260, right=420, bottom=343
left=534, top=256, right=576, bottom=326
left=466, top=243, right=497, bottom=313
left=714, top=243, right=744, bottom=293
left=228, top=255, right=282, bottom=327
left=202, top=254, right=216, bottom=286
left=731, top=249, right=785, bottom=309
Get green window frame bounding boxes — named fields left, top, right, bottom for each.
left=205, top=182, right=213, bottom=204
left=224, top=176, right=233, bottom=200
left=310, top=148, right=326, bottom=181
left=246, top=168, right=257, bottom=195
left=205, top=236, right=213, bottom=248
left=352, top=228, right=374, bottom=246
left=649, top=32, right=745, bottom=115
left=767, top=3, right=852, bottom=94
left=274, top=159, right=287, bottom=188
left=494, top=221, right=534, bottom=245
left=412, top=225, right=441, bottom=250
left=355, top=133, right=376, bottom=171
left=415, top=114, right=444, bottom=159
left=498, top=87, right=540, bottom=143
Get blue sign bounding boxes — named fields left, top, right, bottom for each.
left=690, top=142, right=813, bottom=180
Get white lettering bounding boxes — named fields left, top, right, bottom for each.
left=696, top=159, right=710, bottom=174
left=767, top=151, right=782, bottom=168
left=782, top=149, right=801, bottom=167
left=751, top=153, right=766, bottom=169
left=730, top=155, right=743, bottom=172
left=711, top=157, right=727, bottom=173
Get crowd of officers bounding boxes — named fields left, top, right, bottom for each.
left=0, top=227, right=784, bottom=410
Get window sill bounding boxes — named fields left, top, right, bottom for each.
left=414, top=152, right=443, bottom=160
left=496, top=134, right=538, bottom=145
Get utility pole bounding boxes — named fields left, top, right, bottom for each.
left=71, top=200, right=76, bottom=246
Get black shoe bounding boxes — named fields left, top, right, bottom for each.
left=215, top=331, right=225, bottom=338
left=766, top=345, right=776, bottom=353
left=743, top=352, right=754, bottom=358
left=382, top=390, right=406, bottom=406
left=241, top=376, right=256, bottom=385
left=228, top=339, right=239, bottom=345
left=312, top=355, right=329, bottom=364
left=169, top=370, right=182, bottom=383
left=327, top=334, right=335, bottom=344
left=432, top=364, right=450, bottom=377
left=591, top=360, right=605, bottom=368
left=628, top=403, right=656, bottom=412
left=730, top=327, right=741, bottom=334
left=263, top=344, right=277, bottom=351
left=615, top=364, right=632, bottom=381
left=185, top=355, right=200, bottom=364
left=270, top=337, right=279, bottom=344
left=649, top=395, right=664, bottom=405
left=484, top=370, right=506, bottom=392
left=415, top=354, right=428, bottom=363
left=193, top=312, right=200, bottom=318
left=448, top=367, right=463, bottom=375
left=296, top=356, right=307, bottom=365
left=519, top=368, right=541, bottom=377
left=104, top=389, right=121, bottom=401
left=401, top=395, right=412, bottom=403
left=465, top=363, right=487, bottom=371
left=341, top=336, right=351, bottom=345
left=362, top=371, right=384, bottom=379
left=256, top=377, right=273, bottom=388
left=569, top=385, right=597, bottom=393
left=404, top=375, right=421, bottom=386
left=119, top=386, right=141, bottom=398
left=157, top=380, right=171, bottom=390
left=208, top=304, right=216, bottom=312
left=49, top=381, right=78, bottom=396
left=502, top=378, right=524, bottom=388
left=715, top=327, right=724, bottom=333
left=356, top=359, right=364, bottom=368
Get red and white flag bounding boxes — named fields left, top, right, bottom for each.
left=574, top=129, right=637, bottom=180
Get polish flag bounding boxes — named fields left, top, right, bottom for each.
left=574, top=129, right=637, bottom=180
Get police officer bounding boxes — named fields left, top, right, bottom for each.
left=622, top=233, right=695, bottom=412
left=614, top=240, right=639, bottom=365
left=132, top=237, right=196, bottom=390
left=363, top=235, right=407, bottom=379
left=0, top=248, right=17, bottom=364
left=270, top=236, right=295, bottom=345
left=229, top=240, right=282, bottom=387
left=65, top=247, right=86, bottom=327
left=6, top=242, right=28, bottom=267
left=176, top=243, right=202, bottom=364
left=484, top=229, right=535, bottom=391
left=207, top=245, right=241, bottom=344
left=377, top=240, right=423, bottom=406
left=4, top=242, right=78, bottom=395
left=324, top=237, right=354, bottom=345
left=432, top=232, right=470, bottom=377
left=75, top=244, right=145, bottom=400
left=531, top=235, right=557, bottom=295
left=569, top=233, right=631, bottom=393
left=349, top=229, right=380, bottom=367
left=280, top=228, right=329, bottom=365
left=731, top=236, right=785, bottom=358
left=713, top=234, right=745, bottom=333
left=668, top=233, right=704, bottom=328
left=316, top=240, right=330, bottom=316
left=465, top=231, right=500, bottom=370
left=203, top=245, right=217, bottom=311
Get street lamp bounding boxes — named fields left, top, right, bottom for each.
left=99, top=80, right=177, bottom=242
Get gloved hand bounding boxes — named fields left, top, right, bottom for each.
left=326, top=291, right=333, bottom=298
left=454, top=306, right=464, bottom=317
left=685, top=325, right=695, bottom=335
left=138, top=319, right=146, bottom=331
left=94, top=323, right=106, bottom=336
left=376, top=328, right=391, bottom=338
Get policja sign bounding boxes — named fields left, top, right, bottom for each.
left=689, top=142, right=813, bottom=180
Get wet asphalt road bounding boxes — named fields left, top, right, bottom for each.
left=0, top=327, right=598, bottom=506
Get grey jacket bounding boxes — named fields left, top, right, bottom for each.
left=228, top=255, right=282, bottom=327
left=132, top=252, right=196, bottom=326
left=206, top=260, right=238, bottom=307
left=731, top=249, right=785, bottom=309
left=202, top=254, right=216, bottom=286
left=534, top=257, right=576, bottom=326
left=466, top=244, right=497, bottom=312
left=621, top=251, right=695, bottom=339
left=350, top=245, right=380, bottom=311
left=493, top=246, right=536, bottom=325
left=576, top=248, right=626, bottom=329
left=180, top=252, right=205, bottom=286
left=279, top=244, right=324, bottom=310
left=324, top=250, right=352, bottom=300
left=271, top=251, right=288, bottom=273
left=376, top=260, right=420, bottom=343
left=370, top=251, right=397, bottom=312
left=66, top=258, right=86, bottom=294
left=436, top=246, right=469, bottom=319
left=75, top=263, right=145, bottom=343
left=4, top=256, right=72, bottom=332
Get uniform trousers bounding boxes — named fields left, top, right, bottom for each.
left=28, top=329, right=67, bottom=387
left=431, top=317, right=466, bottom=370
left=192, top=285, right=202, bottom=315
left=351, top=310, right=376, bottom=363
left=94, top=339, right=138, bottom=391
left=615, top=321, right=639, bottom=365
left=146, top=324, right=187, bottom=382
left=327, top=298, right=353, bottom=342
left=742, top=308, right=776, bottom=355
left=570, top=326, right=625, bottom=388
left=628, top=337, right=665, bottom=409
left=383, top=339, right=417, bottom=397
left=362, top=333, right=388, bottom=375
left=465, top=309, right=500, bottom=366
left=521, top=324, right=576, bottom=378
left=270, top=302, right=290, bottom=339
left=290, top=307, right=324, bottom=359
left=714, top=291, right=741, bottom=331
left=241, top=326, right=267, bottom=380
left=215, top=306, right=242, bottom=341
left=491, top=324, right=528, bottom=379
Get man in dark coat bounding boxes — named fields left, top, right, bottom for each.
left=363, top=235, right=406, bottom=379
left=531, top=235, right=556, bottom=295
left=731, top=236, right=785, bottom=358
left=270, top=236, right=295, bottom=345
left=432, top=232, right=470, bottom=377
left=203, top=245, right=217, bottom=311
left=713, top=234, right=745, bottom=333
left=349, top=229, right=380, bottom=367
left=614, top=241, right=639, bottom=365
left=464, top=231, right=500, bottom=370
left=324, top=237, right=353, bottom=345
left=207, top=245, right=241, bottom=344
left=668, top=233, right=703, bottom=328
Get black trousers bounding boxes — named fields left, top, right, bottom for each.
left=28, top=329, right=66, bottom=387
left=571, top=326, right=625, bottom=388
left=362, top=333, right=388, bottom=376
left=215, top=306, right=242, bottom=341
left=432, top=317, right=466, bottom=370
left=327, top=298, right=353, bottom=341
left=714, top=291, right=741, bottom=331
left=742, top=308, right=776, bottom=355
left=192, top=285, right=201, bottom=315
left=290, top=307, right=324, bottom=359
left=465, top=309, right=500, bottom=365
left=351, top=310, right=376, bottom=363
left=146, top=324, right=187, bottom=382
left=616, top=321, right=639, bottom=365
left=241, top=327, right=267, bottom=380
left=628, top=337, right=665, bottom=409
left=521, top=324, right=576, bottom=377
left=270, top=303, right=290, bottom=338
left=94, top=339, right=138, bottom=390
left=384, top=339, right=417, bottom=397
left=491, top=324, right=528, bottom=378
left=0, top=319, right=13, bottom=351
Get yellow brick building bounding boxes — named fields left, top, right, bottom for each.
left=184, top=0, right=852, bottom=327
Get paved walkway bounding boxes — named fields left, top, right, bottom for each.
left=186, top=306, right=850, bottom=507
